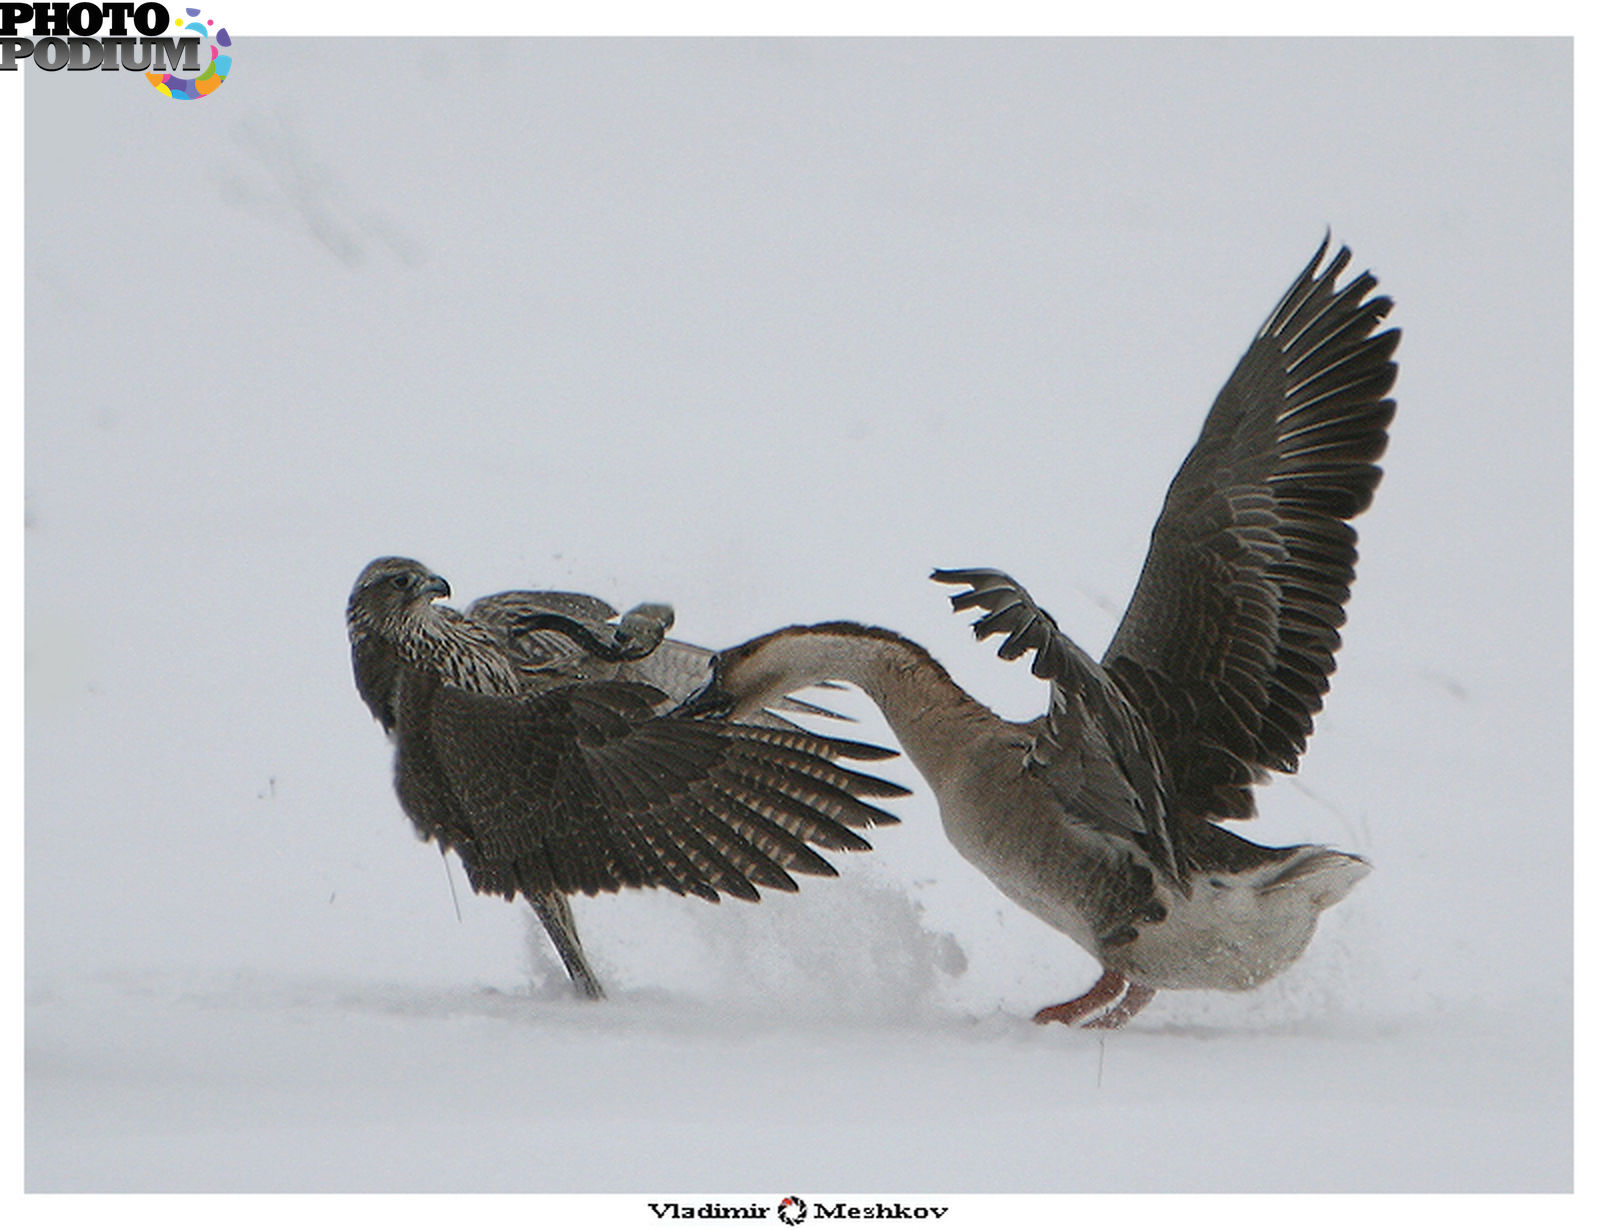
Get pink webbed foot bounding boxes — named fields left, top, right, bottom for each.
left=1080, top=981, right=1156, bottom=1029
left=1033, top=969, right=1157, bottom=1029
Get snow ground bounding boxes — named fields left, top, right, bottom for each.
left=27, top=968, right=1568, bottom=1192
left=24, top=38, right=1572, bottom=1193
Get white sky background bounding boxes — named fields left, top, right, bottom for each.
left=18, top=20, right=1576, bottom=1205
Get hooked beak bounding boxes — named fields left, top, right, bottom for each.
left=420, top=573, right=451, bottom=600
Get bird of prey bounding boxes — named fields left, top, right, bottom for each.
left=691, top=238, right=1396, bottom=1027
left=347, top=558, right=908, bottom=1000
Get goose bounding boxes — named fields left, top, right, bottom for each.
left=688, top=239, right=1397, bottom=1027
left=347, top=559, right=907, bottom=1000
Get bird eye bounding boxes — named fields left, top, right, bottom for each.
left=390, top=574, right=412, bottom=591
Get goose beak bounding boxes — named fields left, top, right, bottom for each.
left=678, top=667, right=734, bottom=719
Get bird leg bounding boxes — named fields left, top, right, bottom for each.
left=510, top=606, right=671, bottom=663
left=530, top=889, right=605, bottom=1000
left=1033, top=968, right=1155, bottom=1028
left=613, top=603, right=673, bottom=659
left=1081, top=980, right=1156, bottom=1029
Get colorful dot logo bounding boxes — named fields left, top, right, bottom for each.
left=147, top=8, right=230, bottom=100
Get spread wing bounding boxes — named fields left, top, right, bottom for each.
left=1101, top=238, right=1398, bottom=821
left=392, top=669, right=907, bottom=905
left=932, top=567, right=1177, bottom=879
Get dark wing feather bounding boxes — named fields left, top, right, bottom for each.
left=466, top=591, right=623, bottom=676
left=350, top=634, right=402, bottom=732
left=1101, top=238, right=1398, bottom=821
left=932, top=568, right=1177, bottom=878
left=392, top=670, right=904, bottom=905
left=473, top=592, right=849, bottom=728
left=467, top=590, right=620, bottom=627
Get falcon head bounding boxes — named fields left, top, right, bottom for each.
left=347, top=556, right=452, bottom=639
